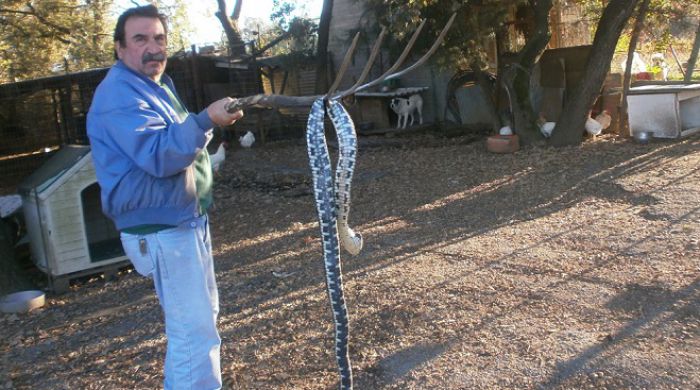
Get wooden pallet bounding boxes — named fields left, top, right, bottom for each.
left=49, top=260, right=131, bottom=294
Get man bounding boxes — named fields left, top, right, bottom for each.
left=87, top=5, right=241, bottom=389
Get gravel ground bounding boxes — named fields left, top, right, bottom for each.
left=1, top=130, right=699, bottom=390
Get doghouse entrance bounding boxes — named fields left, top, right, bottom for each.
left=81, top=183, right=124, bottom=262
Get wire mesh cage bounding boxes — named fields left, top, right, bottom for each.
left=0, top=55, right=266, bottom=195
left=0, top=68, right=107, bottom=195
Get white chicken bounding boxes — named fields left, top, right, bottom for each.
left=620, top=51, right=647, bottom=74
left=537, top=114, right=556, bottom=138
left=498, top=125, right=513, bottom=136
left=585, top=111, right=604, bottom=138
left=239, top=131, right=255, bottom=148
left=594, top=110, right=612, bottom=131
left=210, top=142, right=227, bottom=173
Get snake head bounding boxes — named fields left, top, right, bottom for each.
left=341, top=229, right=363, bottom=256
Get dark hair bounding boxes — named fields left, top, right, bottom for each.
left=113, top=5, right=168, bottom=59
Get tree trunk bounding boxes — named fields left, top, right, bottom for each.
left=620, top=0, right=651, bottom=136
left=551, top=0, right=640, bottom=146
left=473, top=67, right=500, bottom=133
left=684, top=22, right=700, bottom=82
left=505, top=0, right=553, bottom=145
left=216, top=0, right=247, bottom=58
left=315, top=0, right=333, bottom=94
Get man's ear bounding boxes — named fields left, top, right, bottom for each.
left=115, top=42, right=123, bottom=60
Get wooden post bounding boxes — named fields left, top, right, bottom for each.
left=620, top=0, right=650, bottom=137
left=280, top=70, right=289, bottom=95
left=190, top=45, right=204, bottom=111
left=670, top=44, right=686, bottom=78
left=684, top=22, right=700, bottom=82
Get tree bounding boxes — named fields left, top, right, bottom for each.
left=359, top=1, right=551, bottom=141
left=215, top=0, right=247, bottom=57
left=315, top=0, right=333, bottom=94
left=358, top=0, right=664, bottom=146
left=0, top=0, right=115, bottom=82
left=500, top=0, right=553, bottom=144
left=158, top=0, right=194, bottom=54
left=550, top=0, right=641, bottom=146
left=684, top=22, right=700, bottom=81
left=619, top=0, right=651, bottom=135
left=641, top=0, right=700, bottom=64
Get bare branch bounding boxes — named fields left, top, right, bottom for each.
left=343, top=27, right=387, bottom=95
left=250, top=30, right=293, bottom=57
left=340, top=12, right=456, bottom=98
left=226, top=94, right=318, bottom=111
left=231, top=0, right=242, bottom=20
left=216, top=0, right=246, bottom=57
left=23, top=3, right=72, bottom=35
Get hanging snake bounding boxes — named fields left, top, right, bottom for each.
left=306, top=97, right=363, bottom=390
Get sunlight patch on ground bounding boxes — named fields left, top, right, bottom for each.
left=412, top=168, right=535, bottom=212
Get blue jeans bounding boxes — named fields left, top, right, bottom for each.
left=121, top=215, right=221, bottom=390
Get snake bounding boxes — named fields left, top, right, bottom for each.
left=305, top=97, right=363, bottom=390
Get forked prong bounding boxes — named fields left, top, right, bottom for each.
left=379, top=13, right=457, bottom=85
left=327, top=32, right=361, bottom=98
left=338, top=13, right=456, bottom=98
left=336, top=27, right=387, bottom=98
left=339, top=18, right=426, bottom=97
left=224, top=15, right=457, bottom=110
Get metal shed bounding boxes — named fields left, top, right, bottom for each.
left=18, top=145, right=127, bottom=292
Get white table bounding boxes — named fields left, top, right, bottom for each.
left=627, top=83, right=700, bottom=138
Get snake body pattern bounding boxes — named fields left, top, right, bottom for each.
left=306, top=98, right=363, bottom=390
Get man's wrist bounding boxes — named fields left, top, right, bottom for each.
left=193, top=109, right=215, bottom=130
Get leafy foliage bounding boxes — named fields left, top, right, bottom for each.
left=577, top=0, right=700, bottom=55
left=271, top=0, right=298, bottom=30
left=158, top=0, right=194, bottom=54
left=239, top=1, right=318, bottom=62
left=358, top=0, right=530, bottom=70
left=0, top=0, right=196, bottom=83
left=0, top=0, right=115, bottom=83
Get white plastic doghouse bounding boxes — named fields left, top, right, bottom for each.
left=18, top=145, right=128, bottom=292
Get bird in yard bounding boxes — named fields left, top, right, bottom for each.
left=537, top=113, right=556, bottom=138
left=499, top=125, right=513, bottom=136
left=498, top=109, right=515, bottom=136
left=594, top=110, right=612, bottom=131
left=239, top=131, right=255, bottom=148
left=585, top=111, right=604, bottom=138
left=620, top=51, right=647, bottom=75
left=210, top=142, right=227, bottom=173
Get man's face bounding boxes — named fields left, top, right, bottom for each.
left=116, top=16, right=167, bottom=81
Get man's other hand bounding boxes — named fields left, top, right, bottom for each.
left=207, top=97, right=244, bottom=126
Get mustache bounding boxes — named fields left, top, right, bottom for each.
left=142, top=52, right=166, bottom=64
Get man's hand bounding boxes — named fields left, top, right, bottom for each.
left=207, top=97, right=244, bottom=126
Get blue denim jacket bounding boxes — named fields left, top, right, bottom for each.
left=87, top=60, right=215, bottom=230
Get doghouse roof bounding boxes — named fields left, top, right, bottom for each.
left=18, top=145, right=91, bottom=197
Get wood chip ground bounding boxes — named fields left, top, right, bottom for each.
left=1, top=132, right=698, bottom=389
